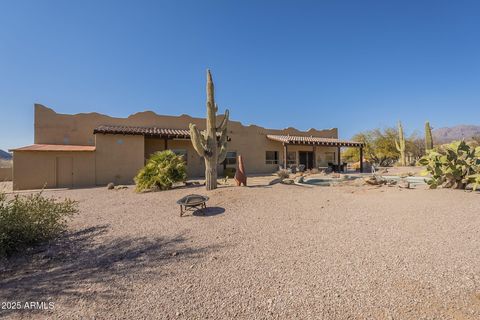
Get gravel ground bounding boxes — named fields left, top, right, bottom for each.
left=1, top=181, right=480, bottom=319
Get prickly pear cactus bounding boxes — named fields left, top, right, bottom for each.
left=395, top=121, right=406, bottom=166
left=418, top=140, right=480, bottom=190
left=189, top=70, right=229, bottom=190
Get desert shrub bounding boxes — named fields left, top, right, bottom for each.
left=0, top=192, right=78, bottom=257
left=418, top=140, right=480, bottom=190
left=223, top=167, right=236, bottom=178
left=135, top=150, right=187, bottom=192
left=276, top=169, right=290, bottom=179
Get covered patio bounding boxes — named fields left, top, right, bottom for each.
left=266, top=134, right=365, bottom=173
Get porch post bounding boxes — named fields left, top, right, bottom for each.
left=313, top=145, right=316, bottom=168
left=337, top=146, right=341, bottom=165
left=283, top=143, right=287, bottom=169
left=164, top=138, right=168, bottom=150
left=359, top=147, right=364, bottom=173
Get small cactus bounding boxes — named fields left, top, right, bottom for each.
left=395, top=121, right=406, bottom=166
left=189, top=70, right=229, bottom=190
left=425, top=121, right=433, bottom=152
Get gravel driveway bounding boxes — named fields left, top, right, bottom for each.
left=1, top=183, right=480, bottom=319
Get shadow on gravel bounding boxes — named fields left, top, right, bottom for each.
left=192, top=206, right=225, bottom=217
left=0, top=225, right=218, bottom=316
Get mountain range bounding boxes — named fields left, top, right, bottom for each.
left=0, top=149, right=12, bottom=160
left=432, top=125, right=480, bottom=144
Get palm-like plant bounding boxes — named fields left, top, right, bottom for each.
left=135, top=150, right=187, bottom=192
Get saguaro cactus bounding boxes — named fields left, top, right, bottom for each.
left=395, top=121, right=406, bottom=166
left=189, top=70, right=229, bottom=190
left=425, top=121, right=433, bottom=152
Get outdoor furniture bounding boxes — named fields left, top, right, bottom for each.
left=290, top=164, right=297, bottom=174
left=176, top=194, right=209, bottom=217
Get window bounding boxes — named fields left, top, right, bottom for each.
left=325, top=152, right=335, bottom=163
left=287, top=151, right=296, bottom=165
left=225, top=151, right=237, bottom=165
left=172, top=149, right=188, bottom=164
left=266, top=151, right=279, bottom=164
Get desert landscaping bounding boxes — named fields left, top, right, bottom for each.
left=1, top=177, right=480, bottom=319
left=2, top=3, right=480, bottom=319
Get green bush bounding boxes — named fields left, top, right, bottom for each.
left=223, top=167, right=236, bottom=178
left=135, top=150, right=187, bottom=192
left=418, top=140, right=480, bottom=190
left=0, top=192, right=78, bottom=257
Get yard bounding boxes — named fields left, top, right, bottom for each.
left=1, top=180, right=480, bottom=319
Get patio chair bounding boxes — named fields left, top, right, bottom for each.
left=290, top=164, right=297, bottom=174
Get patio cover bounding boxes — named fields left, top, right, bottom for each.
left=94, top=125, right=191, bottom=138
left=266, top=134, right=364, bottom=147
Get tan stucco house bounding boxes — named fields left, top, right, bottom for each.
left=10, top=104, right=364, bottom=190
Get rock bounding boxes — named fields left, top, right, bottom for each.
left=398, top=181, right=411, bottom=189
left=268, top=178, right=282, bottom=185
left=171, top=252, right=178, bottom=257
left=294, top=176, right=305, bottom=184
left=114, top=185, right=128, bottom=190
left=364, top=176, right=386, bottom=185
left=386, top=180, right=397, bottom=186
left=107, top=182, right=115, bottom=190
left=282, top=179, right=294, bottom=185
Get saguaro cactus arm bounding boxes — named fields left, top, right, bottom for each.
left=217, top=109, right=229, bottom=132
left=189, top=123, right=207, bottom=157
left=217, top=110, right=229, bottom=162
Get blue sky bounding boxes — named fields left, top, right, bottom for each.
left=1, top=0, right=479, bottom=150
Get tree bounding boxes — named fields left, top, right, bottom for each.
left=342, top=126, right=425, bottom=166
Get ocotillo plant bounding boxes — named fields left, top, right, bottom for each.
left=425, top=121, right=433, bottom=152
left=395, top=121, right=406, bottom=166
left=189, top=70, right=229, bottom=190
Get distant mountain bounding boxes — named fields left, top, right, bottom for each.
left=0, top=149, right=12, bottom=160
left=433, top=125, right=480, bottom=144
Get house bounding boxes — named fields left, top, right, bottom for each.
left=10, top=104, right=364, bottom=190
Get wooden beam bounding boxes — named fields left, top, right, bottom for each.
left=164, top=138, right=168, bottom=150
left=283, top=143, right=288, bottom=169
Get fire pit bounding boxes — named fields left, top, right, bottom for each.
left=176, top=194, right=209, bottom=217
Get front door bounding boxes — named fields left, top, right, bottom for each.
left=56, top=157, right=73, bottom=188
left=299, top=151, right=314, bottom=169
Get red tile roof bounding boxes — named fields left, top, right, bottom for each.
left=93, top=125, right=191, bottom=138
left=10, top=144, right=96, bottom=152
left=267, top=134, right=364, bottom=147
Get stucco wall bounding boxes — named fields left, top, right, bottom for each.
left=95, top=134, right=144, bottom=185
left=12, top=151, right=95, bottom=190
left=0, top=167, right=13, bottom=181
left=11, top=104, right=344, bottom=188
